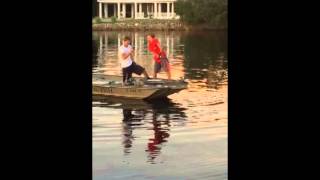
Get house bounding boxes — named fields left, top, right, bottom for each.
left=97, top=0, right=179, bottom=19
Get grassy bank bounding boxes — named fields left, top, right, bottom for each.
left=92, top=18, right=226, bottom=31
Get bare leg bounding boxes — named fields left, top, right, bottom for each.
left=143, top=70, right=150, bottom=79
left=167, top=70, right=171, bottom=80
left=166, top=62, right=171, bottom=79
left=153, top=73, right=157, bottom=79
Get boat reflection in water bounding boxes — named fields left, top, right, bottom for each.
left=94, top=97, right=187, bottom=164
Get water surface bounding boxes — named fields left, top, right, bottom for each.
left=93, top=30, right=228, bottom=180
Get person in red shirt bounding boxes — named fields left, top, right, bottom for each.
left=147, top=33, right=171, bottom=79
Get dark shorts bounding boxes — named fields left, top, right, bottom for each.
left=154, top=57, right=170, bottom=74
left=122, top=62, right=145, bottom=82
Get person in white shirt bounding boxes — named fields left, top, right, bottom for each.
left=119, top=36, right=150, bottom=84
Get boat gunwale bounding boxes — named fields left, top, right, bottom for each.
left=93, top=87, right=171, bottom=100
left=92, top=83, right=188, bottom=90
left=93, top=84, right=181, bottom=90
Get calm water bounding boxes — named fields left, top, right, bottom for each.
left=92, top=31, right=228, bottom=180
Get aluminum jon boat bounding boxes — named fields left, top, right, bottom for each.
left=93, top=74, right=188, bottom=100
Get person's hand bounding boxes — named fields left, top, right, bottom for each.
left=129, top=48, right=134, bottom=54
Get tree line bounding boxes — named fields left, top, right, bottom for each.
left=175, top=0, right=227, bottom=28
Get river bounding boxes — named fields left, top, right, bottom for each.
left=92, top=30, right=228, bottom=180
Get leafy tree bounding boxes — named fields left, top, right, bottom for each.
left=175, top=0, right=227, bottom=28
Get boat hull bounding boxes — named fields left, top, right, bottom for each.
left=93, top=85, right=183, bottom=100
left=92, top=74, right=188, bottom=100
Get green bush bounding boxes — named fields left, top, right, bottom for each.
left=92, top=16, right=102, bottom=24
left=111, top=16, right=117, bottom=23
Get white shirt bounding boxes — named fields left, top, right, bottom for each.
left=119, top=45, right=133, bottom=68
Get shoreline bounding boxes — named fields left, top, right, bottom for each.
left=92, top=19, right=227, bottom=31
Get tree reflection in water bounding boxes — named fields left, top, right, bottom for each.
left=206, top=55, right=228, bottom=89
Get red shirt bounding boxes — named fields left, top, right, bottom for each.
left=148, top=38, right=161, bottom=63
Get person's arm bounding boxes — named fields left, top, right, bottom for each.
left=130, top=48, right=135, bottom=61
left=156, top=41, right=162, bottom=52
left=121, top=52, right=131, bottom=60
left=121, top=48, right=133, bottom=60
